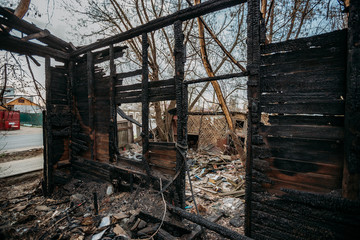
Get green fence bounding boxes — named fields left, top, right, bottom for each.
left=20, top=113, right=43, bottom=126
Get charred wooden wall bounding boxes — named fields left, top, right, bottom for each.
left=71, top=61, right=110, bottom=162
left=256, top=30, right=346, bottom=194
left=43, top=62, right=71, bottom=194
left=246, top=1, right=360, bottom=238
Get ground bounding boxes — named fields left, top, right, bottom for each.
left=0, top=128, right=245, bottom=239
left=0, top=171, right=245, bottom=239
left=0, top=150, right=245, bottom=240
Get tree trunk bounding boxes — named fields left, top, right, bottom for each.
left=14, top=0, right=31, bottom=19
left=194, top=0, right=245, bottom=163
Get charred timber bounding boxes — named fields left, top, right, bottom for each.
left=184, top=72, right=248, bottom=85
left=245, top=0, right=261, bottom=236
left=70, top=0, right=247, bottom=56
left=168, top=205, right=252, bottom=240
left=0, top=35, right=69, bottom=61
left=76, top=45, right=127, bottom=64
left=0, top=7, right=72, bottom=51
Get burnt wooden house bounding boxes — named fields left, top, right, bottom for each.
left=1, top=0, right=359, bottom=239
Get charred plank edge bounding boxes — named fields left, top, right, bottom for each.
left=70, top=0, right=247, bottom=56
left=184, top=72, right=248, bottom=85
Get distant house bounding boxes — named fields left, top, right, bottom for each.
left=5, top=97, right=42, bottom=113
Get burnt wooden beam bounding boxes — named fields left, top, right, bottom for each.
left=20, top=29, right=50, bottom=41
left=116, top=78, right=175, bottom=91
left=0, top=7, right=71, bottom=51
left=76, top=45, right=127, bottom=64
left=342, top=0, right=360, bottom=200
left=141, top=33, right=152, bottom=178
left=44, top=56, right=53, bottom=196
left=184, top=72, right=248, bottom=85
left=117, top=107, right=142, bottom=127
left=116, top=69, right=142, bottom=79
left=168, top=205, right=252, bottom=240
left=0, top=35, right=69, bottom=61
left=87, top=51, right=96, bottom=161
left=68, top=61, right=75, bottom=163
left=109, top=44, right=117, bottom=162
left=174, top=20, right=187, bottom=209
left=70, top=0, right=246, bottom=57
left=245, top=0, right=261, bottom=237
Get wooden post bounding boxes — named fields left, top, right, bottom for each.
left=109, top=44, right=118, bottom=162
left=141, top=33, right=152, bottom=178
left=342, top=0, right=360, bottom=200
left=68, top=61, right=74, bottom=164
left=87, top=51, right=96, bottom=161
left=245, top=0, right=261, bottom=236
left=44, top=56, right=53, bottom=195
left=174, top=20, right=187, bottom=208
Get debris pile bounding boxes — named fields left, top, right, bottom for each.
left=1, top=145, right=246, bottom=239
left=185, top=149, right=246, bottom=232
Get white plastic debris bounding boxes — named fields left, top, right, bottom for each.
left=99, top=216, right=111, bottom=228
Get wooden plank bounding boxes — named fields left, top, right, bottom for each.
left=148, top=149, right=177, bottom=157
left=109, top=44, right=117, bottom=162
left=260, top=70, right=345, bottom=93
left=0, top=35, right=69, bottom=61
left=184, top=72, right=248, bottom=85
left=246, top=0, right=261, bottom=235
left=87, top=51, right=96, bottom=161
left=260, top=125, right=344, bottom=141
left=261, top=45, right=346, bottom=66
left=267, top=115, right=344, bottom=127
left=116, top=78, right=175, bottom=91
left=44, top=56, right=53, bottom=195
left=260, top=57, right=345, bottom=76
left=148, top=157, right=176, bottom=169
left=261, top=101, right=345, bottom=115
left=174, top=20, right=187, bottom=208
left=116, top=94, right=176, bottom=104
left=260, top=93, right=344, bottom=103
left=0, top=7, right=72, bottom=51
left=265, top=177, right=336, bottom=194
left=253, top=137, right=343, bottom=164
left=261, top=29, right=347, bottom=54
left=70, top=0, right=246, bottom=56
left=254, top=158, right=342, bottom=177
left=342, top=1, right=360, bottom=200
left=116, top=69, right=142, bottom=80
left=141, top=33, right=152, bottom=177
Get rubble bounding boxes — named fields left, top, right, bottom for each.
left=0, top=148, right=245, bottom=239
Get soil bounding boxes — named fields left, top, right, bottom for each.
left=0, top=148, right=43, bottom=163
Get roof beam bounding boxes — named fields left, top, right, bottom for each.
left=0, top=7, right=72, bottom=51
left=0, top=35, right=70, bottom=61
left=71, top=0, right=247, bottom=57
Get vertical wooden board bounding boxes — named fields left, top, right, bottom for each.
left=342, top=1, right=360, bottom=200
left=246, top=0, right=261, bottom=236
left=174, top=20, right=187, bottom=209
